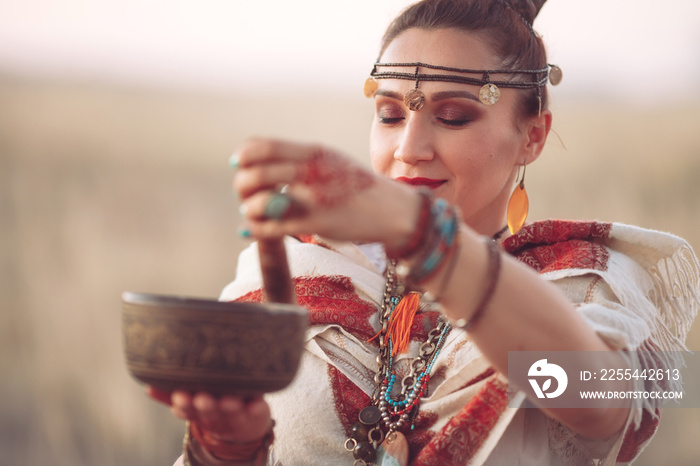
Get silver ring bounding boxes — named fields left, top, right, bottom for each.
left=264, top=193, right=292, bottom=220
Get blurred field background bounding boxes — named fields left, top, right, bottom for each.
left=2, top=71, right=700, bottom=466
left=2, top=0, right=700, bottom=465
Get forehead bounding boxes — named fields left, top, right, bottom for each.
left=380, top=28, right=499, bottom=71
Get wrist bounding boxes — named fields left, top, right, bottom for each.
left=448, top=236, right=502, bottom=330
left=394, top=197, right=460, bottom=289
left=384, top=188, right=433, bottom=259
left=184, top=421, right=274, bottom=466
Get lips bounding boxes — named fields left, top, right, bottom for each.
left=394, top=176, right=447, bottom=189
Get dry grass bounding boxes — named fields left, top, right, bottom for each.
left=1, top=74, right=699, bottom=465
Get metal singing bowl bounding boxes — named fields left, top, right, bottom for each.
left=121, top=238, right=306, bottom=396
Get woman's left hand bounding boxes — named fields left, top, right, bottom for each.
left=232, top=138, right=421, bottom=248
left=147, top=386, right=273, bottom=443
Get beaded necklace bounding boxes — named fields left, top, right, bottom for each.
left=344, top=260, right=452, bottom=466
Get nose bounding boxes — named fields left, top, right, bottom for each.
left=393, top=114, right=435, bottom=165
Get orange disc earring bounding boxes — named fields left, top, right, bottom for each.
left=507, top=165, right=529, bottom=235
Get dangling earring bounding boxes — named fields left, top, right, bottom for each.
left=507, top=165, right=529, bottom=235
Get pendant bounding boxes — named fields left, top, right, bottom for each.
left=479, top=83, right=500, bottom=105
left=359, top=406, right=382, bottom=425
left=364, top=77, right=379, bottom=98
left=376, top=431, right=409, bottom=466
left=548, top=65, right=563, bottom=86
left=403, top=89, right=425, bottom=111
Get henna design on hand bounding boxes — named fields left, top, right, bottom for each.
left=299, top=148, right=375, bottom=207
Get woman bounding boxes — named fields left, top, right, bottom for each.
left=149, top=0, right=699, bottom=464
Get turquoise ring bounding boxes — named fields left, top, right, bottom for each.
left=264, top=193, right=292, bottom=220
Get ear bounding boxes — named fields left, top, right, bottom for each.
left=521, top=109, right=552, bottom=165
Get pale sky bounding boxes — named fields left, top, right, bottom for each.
left=1, top=0, right=699, bottom=102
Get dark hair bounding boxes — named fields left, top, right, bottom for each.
left=379, top=0, right=549, bottom=117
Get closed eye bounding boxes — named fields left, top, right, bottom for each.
left=378, top=116, right=405, bottom=125
left=435, top=106, right=474, bottom=128
left=437, top=117, right=471, bottom=128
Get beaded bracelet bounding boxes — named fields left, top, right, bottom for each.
left=453, top=237, right=502, bottom=331
left=397, top=199, right=459, bottom=287
left=422, top=235, right=461, bottom=304
left=385, top=189, right=433, bottom=260
left=184, top=421, right=274, bottom=466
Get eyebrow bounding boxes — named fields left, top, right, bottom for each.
left=375, top=89, right=480, bottom=104
left=431, top=90, right=480, bottom=103
left=375, top=89, right=403, bottom=100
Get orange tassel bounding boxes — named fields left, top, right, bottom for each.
left=386, top=292, right=421, bottom=356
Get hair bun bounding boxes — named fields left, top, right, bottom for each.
left=509, top=0, right=547, bottom=24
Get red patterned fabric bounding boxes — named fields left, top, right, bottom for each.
left=237, top=275, right=378, bottom=341
left=295, top=234, right=322, bottom=246
left=412, top=377, right=509, bottom=466
left=616, top=409, right=660, bottom=462
left=295, top=276, right=378, bottom=341
left=502, top=220, right=612, bottom=273
left=328, top=365, right=373, bottom=434
left=237, top=275, right=439, bottom=344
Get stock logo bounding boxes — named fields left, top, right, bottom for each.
left=528, top=359, right=568, bottom=399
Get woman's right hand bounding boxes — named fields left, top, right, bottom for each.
left=147, top=386, right=273, bottom=443
left=232, top=138, right=422, bottom=249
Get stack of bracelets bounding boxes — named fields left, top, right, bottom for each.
left=183, top=421, right=274, bottom=466
left=386, top=189, right=462, bottom=291
left=385, top=189, right=502, bottom=331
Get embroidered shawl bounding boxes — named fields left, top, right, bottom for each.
left=207, top=220, right=698, bottom=466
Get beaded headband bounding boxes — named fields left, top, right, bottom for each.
left=363, top=61, right=563, bottom=111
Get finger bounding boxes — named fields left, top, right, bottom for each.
left=244, top=217, right=314, bottom=240
left=219, top=396, right=245, bottom=414
left=171, top=390, right=196, bottom=421
left=234, top=162, right=300, bottom=199
left=192, top=392, right=223, bottom=427
left=146, top=386, right=172, bottom=406
left=245, top=396, right=271, bottom=419
left=240, top=191, right=308, bottom=221
left=221, top=396, right=272, bottom=442
left=233, top=139, right=316, bottom=168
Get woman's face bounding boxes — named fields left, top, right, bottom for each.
left=369, top=28, right=547, bottom=236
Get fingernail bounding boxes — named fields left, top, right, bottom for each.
left=228, top=154, right=239, bottom=169
left=238, top=228, right=251, bottom=238
left=239, top=204, right=248, bottom=216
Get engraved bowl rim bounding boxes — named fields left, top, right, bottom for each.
left=121, top=291, right=307, bottom=316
